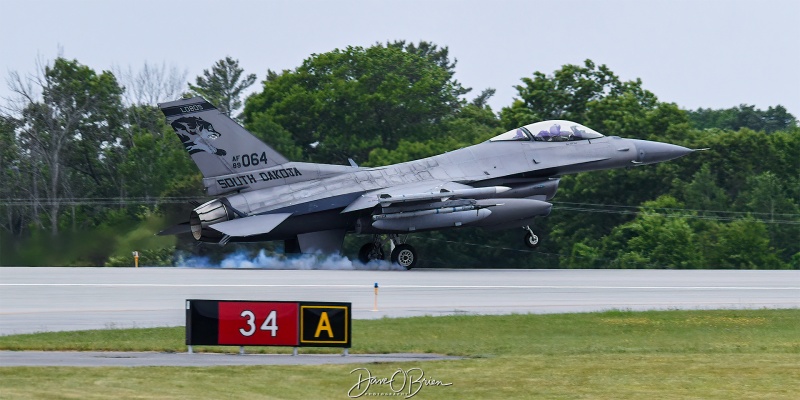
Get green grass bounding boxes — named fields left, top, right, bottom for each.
left=1, top=309, right=799, bottom=399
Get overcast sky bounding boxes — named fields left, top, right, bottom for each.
left=2, top=0, right=799, bottom=117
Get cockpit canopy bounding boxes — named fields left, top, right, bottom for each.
left=490, top=120, right=604, bottom=142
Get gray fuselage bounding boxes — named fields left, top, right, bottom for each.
left=210, top=135, right=658, bottom=242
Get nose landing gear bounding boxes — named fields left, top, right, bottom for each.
left=523, top=226, right=540, bottom=249
left=358, top=234, right=418, bottom=269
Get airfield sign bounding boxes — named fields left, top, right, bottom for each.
left=186, top=299, right=351, bottom=348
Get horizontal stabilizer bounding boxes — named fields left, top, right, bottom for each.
left=209, top=213, right=292, bottom=237
left=157, top=222, right=192, bottom=236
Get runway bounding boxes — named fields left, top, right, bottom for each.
left=2, top=267, right=798, bottom=336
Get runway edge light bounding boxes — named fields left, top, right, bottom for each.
left=373, top=282, right=379, bottom=312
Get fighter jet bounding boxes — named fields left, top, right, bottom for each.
left=158, top=97, right=697, bottom=269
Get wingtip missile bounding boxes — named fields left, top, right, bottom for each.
left=378, top=186, right=512, bottom=206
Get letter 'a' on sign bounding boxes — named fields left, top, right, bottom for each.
left=315, top=312, right=334, bottom=338
left=299, top=303, right=351, bottom=347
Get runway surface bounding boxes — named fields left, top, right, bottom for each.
left=2, top=267, right=798, bottom=336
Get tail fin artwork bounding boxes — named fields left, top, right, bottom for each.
left=158, top=97, right=289, bottom=178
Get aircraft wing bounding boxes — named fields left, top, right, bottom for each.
left=209, top=213, right=293, bottom=237
left=342, top=181, right=509, bottom=213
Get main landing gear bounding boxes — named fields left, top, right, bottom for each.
left=523, top=225, right=540, bottom=249
left=358, top=234, right=418, bottom=269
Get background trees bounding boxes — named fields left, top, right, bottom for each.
left=188, top=56, right=257, bottom=121
left=688, top=105, right=797, bottom=133
left=5, top=58, right=126, bottom=236
left=0, top=48, right=797, bottom=269
left=243, top=41, right=471, bottom=164
left=0, top=58, right=196, bottom=265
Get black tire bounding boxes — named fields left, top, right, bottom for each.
left=524, top=232, right=540, bottom=249
left=358, top=243, right=384, bottom=264
left=391, top=244, right=418, bottom=270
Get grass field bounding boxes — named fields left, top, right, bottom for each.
left=1, top=309, right=799, bottom=399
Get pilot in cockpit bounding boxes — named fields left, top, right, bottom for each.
left=538, top=124, right=576, bottom=141
left=538, top=124, right=560, bottom=141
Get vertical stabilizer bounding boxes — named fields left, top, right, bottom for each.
left=159, top=97, right=289, bottom=178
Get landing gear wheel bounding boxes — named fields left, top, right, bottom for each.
left=524, top=232, right=540, bottom=249
left=358, top=243, right=384, bottom=264
left=391, top=244, right=418, bottom=270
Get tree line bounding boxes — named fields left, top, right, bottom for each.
left=1, top=41, right=797, bottom=268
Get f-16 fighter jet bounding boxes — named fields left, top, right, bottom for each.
left=158, top=97, right=697, bottom=269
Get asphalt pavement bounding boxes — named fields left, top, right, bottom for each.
left=1, top=267, right=798, bottom=367
left=2, top=267, right=798, bottom=336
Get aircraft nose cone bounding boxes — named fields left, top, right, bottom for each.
left=631, top=139, right=693, bottom=164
